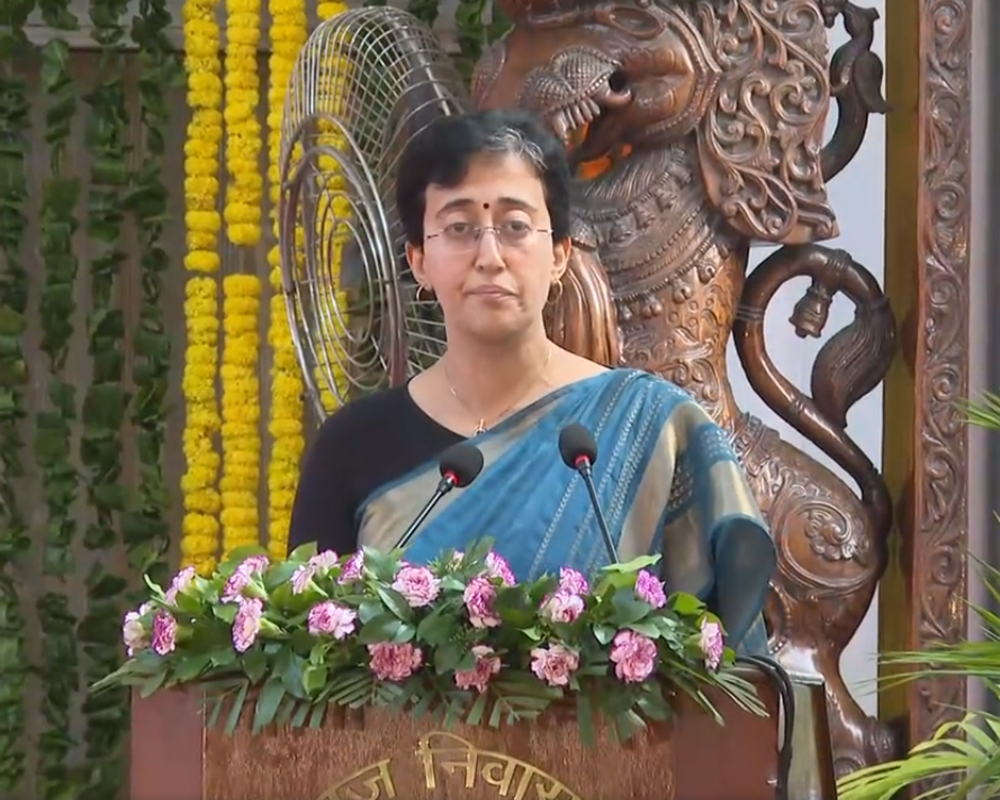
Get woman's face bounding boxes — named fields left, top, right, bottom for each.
left=406, top=153, right=570, bottom=345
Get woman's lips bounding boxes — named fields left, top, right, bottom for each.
left=467, top=286, right=515, bottom=297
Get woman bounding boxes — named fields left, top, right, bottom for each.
left=288, top=109, right=775, bottom=654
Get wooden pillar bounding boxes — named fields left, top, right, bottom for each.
left=879, top=0, right=972, bottom=751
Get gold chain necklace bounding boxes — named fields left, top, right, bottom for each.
left=444, top=346, right=553, bottom=435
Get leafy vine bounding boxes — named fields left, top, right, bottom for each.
left=35, top=0, right=82, bottom=796
left=77, top=0, right=133, bottom=795
left=124, top=0, right=177, bottom=581
left=453, top=0, right=510, bottom=82
left=0, top=2, right=34, bottom=795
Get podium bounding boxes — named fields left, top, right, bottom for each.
left=129, top=669, right=781, bottom=800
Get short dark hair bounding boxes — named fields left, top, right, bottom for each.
left=394, top=109, right=573, bottom=246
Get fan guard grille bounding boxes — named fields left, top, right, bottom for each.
left=277, top=7, right=469, bottom=418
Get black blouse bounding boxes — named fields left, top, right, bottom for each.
left=287, top=386, right=463, bottom=556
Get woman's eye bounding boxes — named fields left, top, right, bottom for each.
left=503, top=220, right=531, bottom=233
left=446, top=222, right=472, bottom=234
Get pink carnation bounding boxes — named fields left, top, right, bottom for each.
left=529, top=643, right=579, bottom=687
left=391, top=565, right=441, bottom=608
left=484, top=552, right=515, bottom=585
left=307, top=601, right=357, bottom=639
left=221, top=567, right=253, bottom=603
left=463, top=576, right=501, bottom=628
left=609, top=630, right=658, bottom=683
left=232, top=598, right=263, bottom=653
left=634, top=570, right=667, bottom=609
left=291, top=564, right=317, bottom=595
left=338, top=551, right=365, bottom=584
left=122, top=607, right=149, bottom=656
left=699, top=618, right=725, bottom=670
left=165, top=566, right=196, bottom=604
left=368, top=642, right=423, bottom=682
left=558, top=568, right=589, bottom=595
left=454, top=645, right=502, bottom=693
left=292, top=550, right=342, bottom=595
left=241, top=554, right=270, bottom=574
left=151, top=610, right=177, bottom=656
left=311, top=550, right=340, bottom=569
left=540, top=588, right=585, bottom=624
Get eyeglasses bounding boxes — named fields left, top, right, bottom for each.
left=424, top=220, right=553, bottom=253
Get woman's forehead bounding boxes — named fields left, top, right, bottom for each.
left=426, top=154, right=545, bottom=212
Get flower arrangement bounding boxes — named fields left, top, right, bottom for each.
left=96, top=541, right=764, bottom=743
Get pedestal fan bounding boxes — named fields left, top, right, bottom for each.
left=277, top=8, right=469, bottom=418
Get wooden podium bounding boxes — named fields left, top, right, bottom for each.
left=130, top=672, right=780, bottom=800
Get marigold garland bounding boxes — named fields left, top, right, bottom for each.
left=220, top=275, right=261, bottom=556
left=179, top=0, right=224, bottom=575
left=315, top=0, right=351, bottom=415
left=264, top=0, right=308, bottom=559
left=224, top=0, right=263, bottom=246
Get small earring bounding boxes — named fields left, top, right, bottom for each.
left=415, top=283, right=433, bottom=302
left=547, top=278, right=564, bottom=304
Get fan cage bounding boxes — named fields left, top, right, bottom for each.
left=277, top=7, right=470, bottom=419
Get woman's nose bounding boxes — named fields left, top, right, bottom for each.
left=474, top=228, right=505, bottom=271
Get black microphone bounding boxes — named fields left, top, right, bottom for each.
left=393, top=442, right=485, bottom=550
left=558, top=422, right=619, bottom=564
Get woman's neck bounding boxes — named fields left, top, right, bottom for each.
left=439, top=329, right=554, bottom=418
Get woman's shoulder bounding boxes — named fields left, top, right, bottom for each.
left=312, top=385, right=416, bottom=444
left=605, top=368, right=702, bottom=404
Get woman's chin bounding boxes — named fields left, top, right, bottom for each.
left=458, top=313, right=534, bottom=345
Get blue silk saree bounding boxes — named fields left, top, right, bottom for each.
left=356, top=369, right=776, bottom=654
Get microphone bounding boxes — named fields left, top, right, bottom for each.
left=558, top=422, right=619, bottom=564
left=393, top=442, right=484, bottom=550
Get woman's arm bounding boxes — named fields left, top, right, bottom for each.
left=287, top=415, right=360, bottom=556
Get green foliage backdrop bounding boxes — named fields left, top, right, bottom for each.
left=0, top=1, right=507, bottom=798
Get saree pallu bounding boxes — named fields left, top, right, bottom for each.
left=357, top=369, right=775, bottom=653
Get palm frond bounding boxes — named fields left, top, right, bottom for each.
left=960, top=392, right=1000, bottom=431
left=837, top=713, right=1000, bottom=800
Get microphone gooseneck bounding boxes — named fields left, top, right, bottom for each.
left=393, top=442, right=484, bottom=551
left=558, top=423, right=619, bottom=564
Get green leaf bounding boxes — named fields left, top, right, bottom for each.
left=173, top=654, right=211, bottom=682
left=264, top=561, right=299, bottom=591
left=288, top=542, right=318, bottom=562
left=253, top=677, right=286, bottom=733
left=359, top=546, right=398, bottom=582
left=626, top=620, right=661, bottom=638
left=357, top=599, right=383, bottom=624
left=224, top=681, right=250, bottom=735
left=465, top=691, right=489, bottom=726
left=139, top=670, right=167, bottom=698
left=242, top=649, right=268, bottom=684
left=434, top=644, right=464, bottom=674
left=416, top=609, right=456, bottom=646
left=356, top=613, right=403, bottom=644
left=593, top=624, right=616, bottom=645
left=302, top=663, right=328, bottom=696
left=610, top=590, right=652, bottom=625
left=670, top=592, right=706, bottom=617
left=600, top=554, right=661, bottom=573
left=376, top=586, right=413, bottom=621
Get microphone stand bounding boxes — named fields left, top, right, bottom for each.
left=393, top=474, right=456, bottom=551
left=575, top=459, right=619, bottom=564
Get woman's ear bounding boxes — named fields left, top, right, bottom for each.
left=552, top=237, right=572, bottom=283
left=405, top=241, right=426, bottom=284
